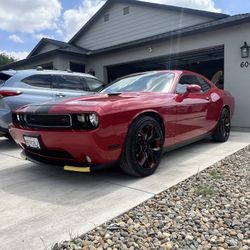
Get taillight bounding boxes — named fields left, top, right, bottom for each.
left=0, top=90, right=22, bottom=98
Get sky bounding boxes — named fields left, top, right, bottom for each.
left=0, top=0, right=250, bottom=60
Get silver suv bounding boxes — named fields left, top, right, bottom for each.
left=0, top=69, right=104, bottom=138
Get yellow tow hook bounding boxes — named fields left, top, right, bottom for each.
left=64, top=165, right=91, bottom=173
left=20, top=152, right=27, bottom=160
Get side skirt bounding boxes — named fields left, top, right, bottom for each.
left=163, top=133, right=212, bottom=154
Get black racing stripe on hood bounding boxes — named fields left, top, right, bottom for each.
left=25, top=105, right=40, bottom=113
left=26, top=104, right=55, bottom=114
left=36, top=104, right=55, bottom=113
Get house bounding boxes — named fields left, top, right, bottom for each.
left=1, top=0, right=250, bottom=129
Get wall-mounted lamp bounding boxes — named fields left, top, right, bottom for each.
left=241, top=42, right=250, bottom=58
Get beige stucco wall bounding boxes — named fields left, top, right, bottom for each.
left=11, top=54, right=86, bottom=71
left=53, top=54, right=87, bottom=70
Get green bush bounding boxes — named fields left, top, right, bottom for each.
left=0, top=53, right=16, bottom=66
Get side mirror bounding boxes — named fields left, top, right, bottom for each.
left=187, top=84, right=201, bottom=93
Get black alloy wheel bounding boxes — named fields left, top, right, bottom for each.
left=120, top=116, right=163, bottom=177
left=212, top=108, right=231, bottom=142
left=135, top=123, right=162, bottom=169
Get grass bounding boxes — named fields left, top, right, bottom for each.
left=209, top=169, right=223, bottom=179
left=196, top=185, right=215, bottom=197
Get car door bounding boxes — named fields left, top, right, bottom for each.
left=51, top=75, right=86, bottom=99
left=174, top=74, right=211, bottom=143
left=196, top=76, right=218, bottom=131
left=12, top=74, right=54, bottom=109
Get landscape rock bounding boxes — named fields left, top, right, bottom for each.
left=55, top=146, right=250, bottom=249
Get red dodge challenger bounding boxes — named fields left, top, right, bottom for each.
left=9, top=71, right=234, bottom=177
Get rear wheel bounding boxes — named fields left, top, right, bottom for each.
left=120, top=116, right=164, bottom=177
left=212, top=108, right=231, bottom=142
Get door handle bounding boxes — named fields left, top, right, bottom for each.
left=56, top=93, right=66, bottom=98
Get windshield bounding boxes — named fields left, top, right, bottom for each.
left=101, top=72, right=175, bottom=94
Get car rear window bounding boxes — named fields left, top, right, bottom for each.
left=0, top=72, right=12, bottom=86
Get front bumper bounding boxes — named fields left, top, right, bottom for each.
left=9, top=125, right=123, bottom=166
left=21, top=150, right=116, bottom=171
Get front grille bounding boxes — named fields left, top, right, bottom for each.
left=14, top=114, right=72, bottom=128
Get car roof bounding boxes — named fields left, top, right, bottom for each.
left=1, top=69, right=97, bottom=79
left=121, top=70, right=196, bottom=78
left=0, top=69, right=17, bottom=76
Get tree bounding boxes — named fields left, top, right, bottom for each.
left=0, top=53, right=16, bottom=66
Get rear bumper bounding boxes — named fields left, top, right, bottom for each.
left=9, top=125, right=123, bottom=166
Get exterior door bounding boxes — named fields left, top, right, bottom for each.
left=51, top=75, right=85, bottom=99
left=174, top=74, right=211, bottom=143
left=16, top=74, right=54, bottom=109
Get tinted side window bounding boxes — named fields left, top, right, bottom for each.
left=83, top=77, right=104, bottom=92
left=197, top=77, right=211, bottom=92
left=176, top=75, right=199, bottom=94
left=53, top=75, right=84, bottom=91
left=22, top=74, right=52, bottom=88
left=176, top=75, right=210, bottom=93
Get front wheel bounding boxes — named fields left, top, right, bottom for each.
left=212, top=108, right=231, bottom=142
left=120, top=116, right=164, bottom=177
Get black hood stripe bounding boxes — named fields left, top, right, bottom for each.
left=26, top=104, right=55, bottom=114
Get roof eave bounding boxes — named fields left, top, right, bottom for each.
left=0, top=49, right=87, bottom=70
left=27, top=38, right=48, bottom=58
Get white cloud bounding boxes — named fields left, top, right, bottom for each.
left=0, top=0, right=61, bottom=33
left=33, top=33, right=54, bottom=40
left=1, top=0, right=220, bottom=46
left=0, top=50, right=29, bottom=60
left=62, top=0, right=105, bottom=41
left=8, top=34, right=24, bottom=43
left=33, top=34, right=46, bottom=40
left=143, top=0, right=221, bottom=13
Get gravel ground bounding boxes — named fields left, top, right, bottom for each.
left=53, top=146, right=250, bottom=250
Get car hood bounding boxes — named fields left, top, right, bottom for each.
left=15, top=92, right=174, bottom=114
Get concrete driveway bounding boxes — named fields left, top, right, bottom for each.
left=0, top=132, right=249, bottom=250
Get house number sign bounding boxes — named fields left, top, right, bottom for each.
left=240, top=61, right=250, bottom=68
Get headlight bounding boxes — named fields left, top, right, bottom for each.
left=77, top=114, right=86, bottom=123
left=89, top=113, right=99, bottom=127
left=76, top=113, right=99, bottom=129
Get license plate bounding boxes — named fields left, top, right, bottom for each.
left=24, top=136, right=41, bottom=150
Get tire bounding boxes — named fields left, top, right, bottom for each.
left=120, top=116, right=164, bottom=177
left=212, top=108, right=231, bottom=142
